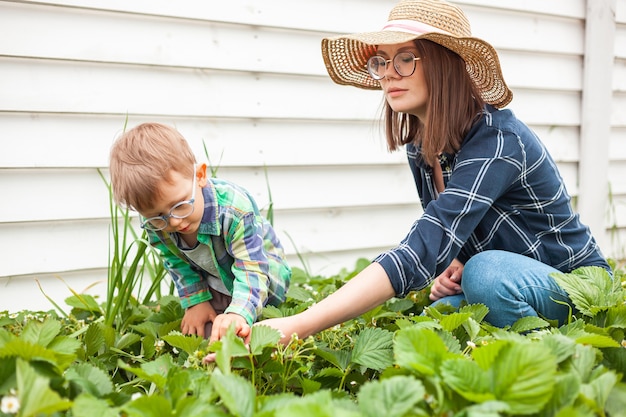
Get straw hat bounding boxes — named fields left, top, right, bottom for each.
left=321, top=0, right=513, bottom=108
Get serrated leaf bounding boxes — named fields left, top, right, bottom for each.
left=315, top=348, right=352, bottom=371
left=511, top=316, right=550, bottom=333
left=162, top=332, right=204, bottom=356
left=459, top=303, right=490, bottom=323
left=72, top=393, right=120, bottom=417
left=0, top=338, right=57, bottom=363
left=249, top=325, right=281, bottom=355
left=66, top=362, right=114, bottom=397
left=606, top=305, right=626, bottom=328
left=540, top=333, right=577, bottom=364
left=16, top=358, right=72, bottom=416
left=394, top=327, right=460, bottom=376
left=580, top=371, right=618, bottom=412
left=492, top=342, right=557, bottom=414
left=539, top=373, right=580, bottom=416
left=358, top=375, right=425, bottom=417
left=439, top=312, right=472, bottom=332
left=120, top=355, right=174, bottom=389
left=352, top=327, right=394, bottom=371
left=551, top=267, right=624, bottom=316
left=471, top=340, right=508, bottom=371
left=211, top=369, right=255, bottom=417
left=441, top=358, right=494, bottom=403
left=65, top=294, right=102, bottom=312
left=122, top=394, right=172, bottom=417
left=21, top=318, right=61, bottom=347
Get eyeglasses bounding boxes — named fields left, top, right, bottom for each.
left=140, top=167, right=197, bottom=231
left=366, top=51, right=421, bottom=80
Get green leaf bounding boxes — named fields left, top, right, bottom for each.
left=471, top=340, right=508, bottom=371
left=580, top=369, right=618, bottom=410
left=162, top=331, right=204, bottom=356
left=605, top=382, right=626, bottom=417
left=66, top=362, right=114, bottom=397
left=72, top=393, right=120, bottom=417
left=21, top=318, right=62, bottom=347
left=538, top=373, right=580, bottom=416
left=551, top=267, right=624, bottom=316
left=65, top=293, right=102, bottom=313
left=358, top=375, right=425, bottom=417
left=492, top=342, right=557, bottom=414
left=210, top=369, right=255, bottom=417
left=16, top=358, right=72, bottom=416
left=122, top=394, right=172, bottom=417
left=314, top=348, right=352, bottom=372
left=394, top=327, right=461, bottom=376
left=441, top=358, right=494, bottom=403
left=249, top=325, right=281, bottom=356
left=351, top=327, right=394, bottom=371
left=439, top=312, right=472, bottom=332
left=606, top=304, right=626, bottom=328
left=120, top=355, right=174, bottom=389
left=510, top=316, right=550, bottom=333
left=540, top=333, right=577, bottom=364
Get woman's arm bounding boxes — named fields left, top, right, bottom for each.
left=257, top=262, right=395, bottom=344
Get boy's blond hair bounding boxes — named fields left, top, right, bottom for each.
left=109, top=122, right=196, bottom=212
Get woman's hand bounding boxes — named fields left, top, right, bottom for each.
left=429, top=258, right=464, bottom=301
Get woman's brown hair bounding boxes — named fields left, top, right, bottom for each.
left=383, top=39, right=485, bottom=166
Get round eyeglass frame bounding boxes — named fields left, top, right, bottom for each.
left=366, top=51, right=421, bottom=80
left=140, top=167, right=197, bottom=231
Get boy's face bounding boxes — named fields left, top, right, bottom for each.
left=138, top=167, right=205, bottom=235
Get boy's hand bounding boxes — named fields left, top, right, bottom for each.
left=429, top=258, right=464, bottom=301
left=209, top=313, right=250, bottom=343
left=181, top=301, right=217, bottom=338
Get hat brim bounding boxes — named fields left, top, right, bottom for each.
left=321, top=31, right=513, bottom=108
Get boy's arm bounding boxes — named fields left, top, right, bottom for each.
left=221, top=214, right=277, bottom=325
left=148, top=231, right=213, bottom=308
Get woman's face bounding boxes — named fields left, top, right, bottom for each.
left=376, top=41, right=428, bottom=119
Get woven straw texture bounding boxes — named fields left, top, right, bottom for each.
left=321, top=0, right=513, bottom=108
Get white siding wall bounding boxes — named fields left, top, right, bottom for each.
left=0, top=0, right=623, bottom=313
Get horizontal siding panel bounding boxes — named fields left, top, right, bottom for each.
left=16, top=0, right=584, bottom=34
left=1, top=114, right=581, bottom=168
left=0, top=164, right=419, bottom=222
left=0, top=2, right=327, bottom=76
left=0, top=204, right=420, bottom=277
left=464, top=7, right=584, bottom=55
left=1, top=3, right=584, bottom=90
left=612, top=93, right=626, bottom=125
left=457, top=0, right=585, bottom=18
left=0, top=114, right=405, bottom=168
left=0, top=269, right=110, bottom=314
left=610, top=127, right=626, bottom=159
left=0, top=56, right=583, bottom=123
left=0, top=57, right=381, bottom=119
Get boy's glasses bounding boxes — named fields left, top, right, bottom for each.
left=140, top=169, right=197, bottom=231
left=367, top=52, right=421, bottom=80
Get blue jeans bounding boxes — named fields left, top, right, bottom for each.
left=429, top=250, right=572, bottom=327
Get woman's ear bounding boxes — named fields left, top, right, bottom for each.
left=196, top=163, right=208, bottom=186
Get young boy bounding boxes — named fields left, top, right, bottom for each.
left=109, top=122, right=291, bottom=342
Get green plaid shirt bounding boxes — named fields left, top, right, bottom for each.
left=148, top=178, right=291, bottom=325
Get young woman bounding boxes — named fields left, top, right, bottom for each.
left=259, top=0, right=610, bottom=342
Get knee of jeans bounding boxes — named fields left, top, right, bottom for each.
left=462, top=251, right=505, bottom=297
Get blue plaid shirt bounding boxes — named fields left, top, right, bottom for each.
left=375, top=105, right=610, bottom=296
